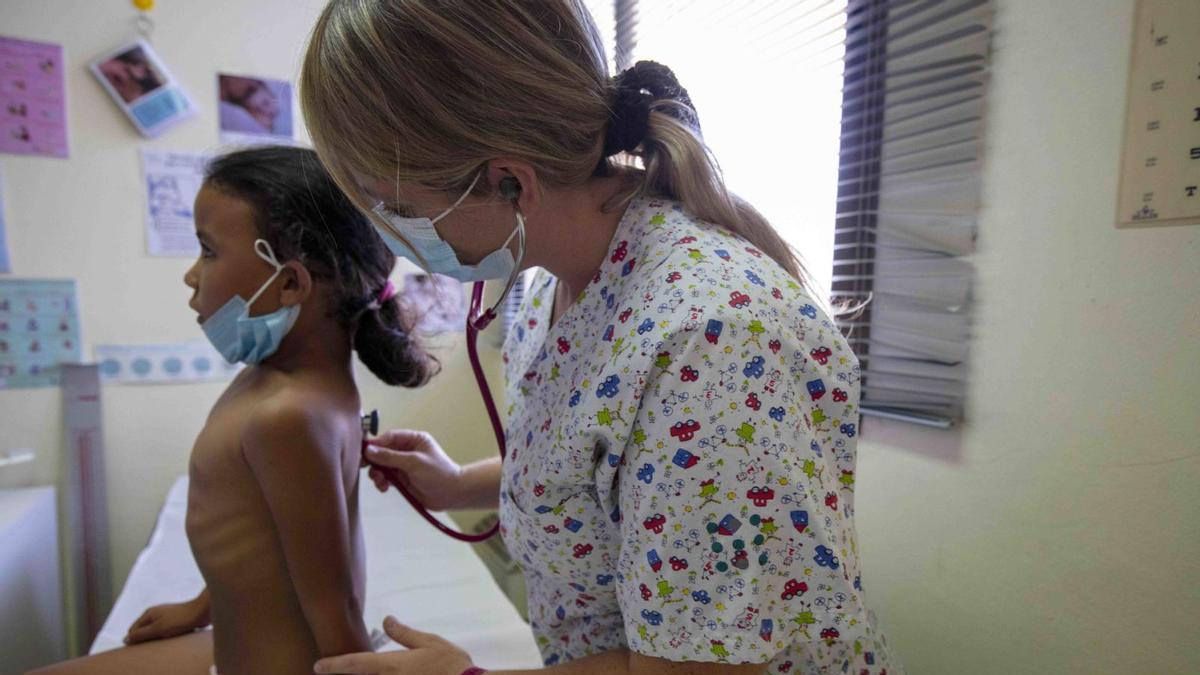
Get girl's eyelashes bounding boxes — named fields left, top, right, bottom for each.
left=200, top=242, right=215, bottom=258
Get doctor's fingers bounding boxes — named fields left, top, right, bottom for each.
left=364, top=444, right=429, bottom=475
left=368, top=466, right=390, bottom=493
left=369, top=428, right=439, bottom=454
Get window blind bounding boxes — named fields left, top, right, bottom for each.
left=833, top=0, right=992, bottom=427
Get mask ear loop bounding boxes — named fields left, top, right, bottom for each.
left=245, top=239, right=287, bottom=311
left=469, top=206, right=527, bottom=331
left=430, top=171, right=483, bottom=225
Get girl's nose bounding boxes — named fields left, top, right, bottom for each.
left=183, top=260, right=199, bottom=288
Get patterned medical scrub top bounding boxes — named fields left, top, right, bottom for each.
left=499, top=197, right=901, bottom=674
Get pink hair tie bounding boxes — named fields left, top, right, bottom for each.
left=368, top=280, right=397, bottom=311
left=378, top=279, right=397, bottom=303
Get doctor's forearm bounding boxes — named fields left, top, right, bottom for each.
left=458, top=456, right=503, bottom=509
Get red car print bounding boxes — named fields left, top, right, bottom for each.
left=610, top=240, right=628, bottom=262
left=832, top=388, right=848, bottom=402
left=769, top=339, right=781, bottom=354
left=680, top=366, right=700, bottom=382
left=640, top=583, right=652, bottom=601
left=670, top=419, right=701, bottom=441
left=572, top=543, right=593, bottom=558
left=820, top=627, right=840, bottom=641
left=643, top=513, right=667, bottom=534
left=557, top=337, right=570, bottom=354
left=745, top=393, right=762, bottom=410
left=669, top=556, right=689, bottom=571
left=772, top=287, right=783, bottom=300
left=543, top=525, right=559, bottom=533
left=666, top=271, right=682, bottom=283
left=745, top=246, right=763, bottom=257
left=780, top=579, right=808, bottom=600
left=810, top=346, right=832, bottom=365
left=728, top=291, right=751, bottom=308
left=533, top=483, right=545, bottom=497
left=746, top=486, right=775, bottom=507
left=825, top=492, right=838, bottom=510
left=619, top=308, right=632, bottom=323
left=675, top=236, right=697, bottom=245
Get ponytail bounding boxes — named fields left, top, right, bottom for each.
left=353, top=294, right=439, bottom=388
left=603, top=61, right=808, bottom=285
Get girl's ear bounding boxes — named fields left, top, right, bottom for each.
left=279, top=260, right=313, bottom=307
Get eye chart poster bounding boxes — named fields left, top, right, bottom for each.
left=142, top=148, right=208, bottom=256
left=0, top=36, right=69, bottom=158
left=0, top=278, right=81, bottom=388
left=1117, top=0, right=1200, bottom=227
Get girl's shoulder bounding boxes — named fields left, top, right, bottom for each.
left=239, top=372, right=361, bottom=463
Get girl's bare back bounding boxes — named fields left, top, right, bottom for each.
left=31, top=367, right=368, bottom=675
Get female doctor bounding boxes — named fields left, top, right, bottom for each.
left=301, top=2, right=900, bottom=674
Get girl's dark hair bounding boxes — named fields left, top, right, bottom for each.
left=204, top=145, right=437, bottom=387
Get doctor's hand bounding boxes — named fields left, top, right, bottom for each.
left=363, top=429, right=466, bottom=511
left=314, top=616, right=474, bottom=675
left=124, top=594, right=211, bottom=644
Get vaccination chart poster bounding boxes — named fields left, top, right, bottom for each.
left=142, top=148, right=209, bottom=257
left=0, top=36, right=69, bottom=158
left=0, top=278, right=81, bottom=389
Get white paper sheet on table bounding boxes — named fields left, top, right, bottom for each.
left=91, top=476, right=543, bottom=669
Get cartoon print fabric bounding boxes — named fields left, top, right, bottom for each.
left=499, top=197, right=900, bottom=673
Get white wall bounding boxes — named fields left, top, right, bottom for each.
left=0, top=0, right=506, bottom=655
left=853, top=1, right=1200, bottom=673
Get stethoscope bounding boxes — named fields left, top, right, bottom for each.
left=361, top=194, right=526, bottom=542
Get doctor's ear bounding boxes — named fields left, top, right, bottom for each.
left=278, top=261, right=313, bottom=307
left=484, top=160, right=540, bottom=212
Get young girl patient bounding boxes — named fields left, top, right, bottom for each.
left=32, top=146, right=434, bottom=675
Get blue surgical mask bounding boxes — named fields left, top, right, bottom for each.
left=201, top=239, right=301, bottom=365
left=370, top=172, right=525, bottom=283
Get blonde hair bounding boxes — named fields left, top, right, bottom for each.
left=300, top=0, right=808, bottom=285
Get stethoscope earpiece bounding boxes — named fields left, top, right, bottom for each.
left=499, top=176, right=521, bottom=201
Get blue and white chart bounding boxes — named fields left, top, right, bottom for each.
left=0, top=278, right=81, bottom=388
left=94, top=341, right=240, bottom=385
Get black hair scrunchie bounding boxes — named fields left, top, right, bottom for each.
left=602, top=60, right=702, bottom=157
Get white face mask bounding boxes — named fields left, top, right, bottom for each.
left=370, top=172, right=525, bottom=283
